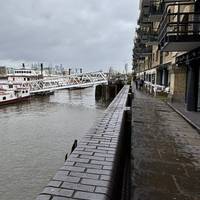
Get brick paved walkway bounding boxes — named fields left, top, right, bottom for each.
left=131, top=89, right=200, bottom=200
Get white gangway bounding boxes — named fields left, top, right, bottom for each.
left=21, top=71, right=108, bottom=95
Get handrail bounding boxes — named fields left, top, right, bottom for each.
left=149, top=0, right=165, bottom=15
left=162, top=1, right=196, bottom=20
left=159, top=2, right=200, bottom=42
left=159, top=2, right=196, bottom=36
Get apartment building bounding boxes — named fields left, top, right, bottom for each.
left=133, top=0, right=200, bottom=112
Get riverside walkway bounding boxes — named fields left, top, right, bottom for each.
left=131, top=89, right=200, bottom=200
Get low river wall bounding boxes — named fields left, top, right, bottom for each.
left=36, top=85, right=131, bottom=200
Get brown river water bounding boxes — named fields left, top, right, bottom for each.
left=0, top=87, right=106, bottom=200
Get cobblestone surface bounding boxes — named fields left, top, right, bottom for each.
left=131, top=90, right=200, bottom=200
left=36, top=86, right=130, bottom=200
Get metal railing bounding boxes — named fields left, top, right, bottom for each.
left=20, top=71, right=108, bottom=94
left=137, top=28, right=159, bottom=44
left=150, top=0, right=165, bottom=16
left=133, top=46, right=152, bottom=56
left=159, top=2, right=200, bottom=43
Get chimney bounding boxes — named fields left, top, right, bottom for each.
left=69, top=68, right=71, bottom=75
left=80, top=68, right=83, bottom=73
left=41, top=63, right=43, bottom=78
left=22, top=63, right=25, bottom=69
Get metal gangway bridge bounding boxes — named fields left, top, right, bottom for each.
left=22, top=71, right=108, bottom=95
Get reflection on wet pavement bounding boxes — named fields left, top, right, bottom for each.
left=131, top=90, right=200, bottom=200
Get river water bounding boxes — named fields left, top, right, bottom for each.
left=0, top=87, right=106, bottom=200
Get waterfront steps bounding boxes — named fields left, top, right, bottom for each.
left=36, top=85, right=130, bottom=200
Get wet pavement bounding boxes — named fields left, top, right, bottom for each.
left=168, top=102, right=200, bottom=133
left=131, top=89, right=200, bottom=200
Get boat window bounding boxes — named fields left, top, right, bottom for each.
left=3, top=96, right=6, bottom=100
left=9, top=85, right=13, bottom=88
left=26, top=90, right=28, bottom=93
left=22, top=91, right=25, bottom=93
left=24, top=78, right=26, bottom=81
left=27, top=78, right=30, bottom=81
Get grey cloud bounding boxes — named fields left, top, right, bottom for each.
left=0, top=0, right=139, bottom=71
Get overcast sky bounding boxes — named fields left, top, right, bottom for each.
left=0, top=0, right=139, bottom=72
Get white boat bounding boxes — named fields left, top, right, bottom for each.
left=0, top=83, right=30, bottom=106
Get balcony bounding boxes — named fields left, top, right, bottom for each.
left=138, top=14, right=151, bottom=25
left=145, top=30, right=159, bottom=45
left=138, top=0, right=151, bottom=25
left=159, top=2, right=200, bottom=52
left=137, top=28, right=159, bottom=45
left=149, top=0, right=165, bottom=22
left=133, top=46, right=152, bottom=58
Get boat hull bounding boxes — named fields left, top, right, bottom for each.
left=0, top=96, right=31, bottom=106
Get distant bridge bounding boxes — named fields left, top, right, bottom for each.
left=22, top=71, right=108, bottom=95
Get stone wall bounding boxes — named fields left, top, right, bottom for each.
left=36, top=85, right=130, bottom=200
left=169, top=67, right=187, bottom=103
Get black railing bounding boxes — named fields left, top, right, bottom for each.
left=133, top=45, right=152, bottom=54
left=150, top=0, right=165, bottom=16
left=137, top=28, right=159, bottom=44
left=159, top=2, right=200, bottom=44
left=137, top=15, right=151, bottom=25
left=147, top=31, right=159, bottom=43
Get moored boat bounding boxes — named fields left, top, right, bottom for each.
left=0, top=83, right=30, bottom=106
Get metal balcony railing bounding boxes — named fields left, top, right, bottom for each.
left=137, top=28, right=159, bottom=44
left=159, top=2, right=200, bottom=47
left=133, top=47, right=148, bottom=56
left=145, top=30, right=159, bottom=44
left=150, top=0, right=165, bottom=16
left=137, top=14, right=151, bottom=25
